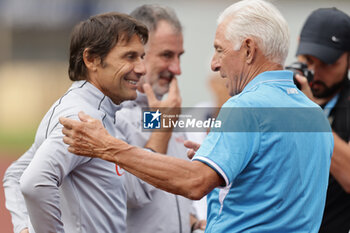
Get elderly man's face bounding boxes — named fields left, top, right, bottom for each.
left=301, top=53, right=349, bottom=98
left=90, top=34, right=146, bottom=104
left=211, top=21, right=246, bottom=96
left=141, top=20, right=184, bottom=96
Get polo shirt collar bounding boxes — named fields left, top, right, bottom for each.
left=243, top=70, right=294, bottom=93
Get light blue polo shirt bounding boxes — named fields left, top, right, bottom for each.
left=193, top=71, right=333, bottom=233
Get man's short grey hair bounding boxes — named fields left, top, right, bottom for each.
left=218, top=0, right=289, bottom=65
left=130, top=4, right=182, bottom=33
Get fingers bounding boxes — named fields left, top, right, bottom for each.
left=67, top=146, right=76, bottom=154
left=59, top=117, right=73, bottom=129
left=295, top=74, right=308, bottom=88
left=62, top=126, right=71, bottom=137
left=78, top=111, right=93, bottom=122
left=168, top=77, right=180, bottom=97
left=187, top=149, right=196, bottom=160
left=198, top=220, right=207, bottom=230
left=168, top=78, right=182, bottom=108
left=192, top=219, right=207, bottom=231
left=185, top=140, right=201, bottom=159
left=184, top=140, right=201, bottom=151
left=295, top=74, right=315, bottom=100
left=63, top=136, right=88, bottom=157
left=143, top=83, right=157, bottom=105
left=62, top=135, right=73, bottom=146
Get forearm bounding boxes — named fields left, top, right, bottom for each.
left=103, top=135, right=221, bottom=199
left=17, top=131, right=84, bottom=233
left=20, top=166, right=65, bottom=233
left=329, top=132, right=350, bottom=193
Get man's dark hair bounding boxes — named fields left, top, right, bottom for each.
left=68, top=12, right=148, bottom=81
left=130, top=4, right=182, bottom=33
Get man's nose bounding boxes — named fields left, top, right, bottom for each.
left=211, top=55, right=220, bottom=72
left=135, top=60, right=146, bottom=76
left=168, top=57, right=181, bottom=75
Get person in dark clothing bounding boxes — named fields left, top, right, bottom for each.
left=295, top=7, right=350, bottom=233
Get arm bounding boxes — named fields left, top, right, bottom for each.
left=20, top=125, right=88, bottom=233
left=329, top=132, right=350, bottom=193
left=60, top=112, right=224, bottom=200
left=3, top=145, right=35, bottom=233
left=114, top=109, right=165, bottom=207
left=121, top=78, right=181, bottom=205
left=142, top=79, right=181, bottom=153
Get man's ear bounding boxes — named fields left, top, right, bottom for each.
left=83, top=48, right=101, bottom=72
left=242, top=38, right=256, bottom=64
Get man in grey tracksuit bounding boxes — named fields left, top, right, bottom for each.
left=2, top=13, right=148, bottom=233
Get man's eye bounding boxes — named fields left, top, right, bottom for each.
left=162, top=53, right=173, bottom=59
left=305, top=57, right=313, bottom=65
left=127, top=54, right=136, bottom=60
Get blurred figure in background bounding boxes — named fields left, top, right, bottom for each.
left=117, top=4, right=205, bottom=233
left=186, top=72, right=230, bottom=144
left=186, top=72, right=230, bottom=221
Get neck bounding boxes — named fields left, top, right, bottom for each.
left=314, top=91, right=339, bottom=106
left=244, top=59, right=283, bottom=88
left=251, top=62, right=283, bottom=78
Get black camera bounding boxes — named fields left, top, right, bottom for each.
left=285, top=62, right=313, bottom=90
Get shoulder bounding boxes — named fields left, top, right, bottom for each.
left=115, top=102, right=142, bottom=140
left=116, top=101, right=141, bottom=125
left=52, top=83, right=106, bottom=120
left=221, top=90, right=266, bottom=108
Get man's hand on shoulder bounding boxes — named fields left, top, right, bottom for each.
left=59, top=111, right=133, bottom=162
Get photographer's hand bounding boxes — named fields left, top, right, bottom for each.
left=294, top=74, right=318, bottom=103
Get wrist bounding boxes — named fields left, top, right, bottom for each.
left=104, top=137, right=133, bottom=163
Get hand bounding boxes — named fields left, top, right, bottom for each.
left=192, top=219, right=207, bottom=231
left=294, top=74, right=315, bottom=101
left=143, top=77, right=182, bottom=109
left=295, top=74, right=332, bottom=106
left=20, top=228, right=29, bottom=233
left=59, top=111, right=132, bottom=162
left=184, top=140, right=201, bottom=159
left=143, top=78, right=182, bottom=124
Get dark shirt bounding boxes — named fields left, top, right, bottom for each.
left=319, top=79, right=350, bottom=233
